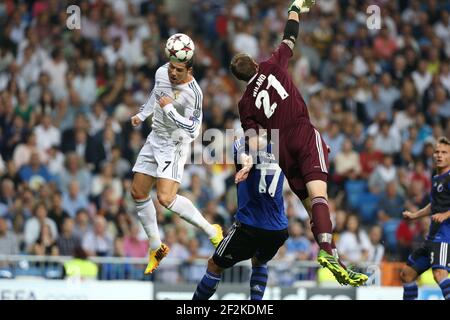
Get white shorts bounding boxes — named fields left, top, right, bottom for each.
left=132, top=132, right=190, bottom=183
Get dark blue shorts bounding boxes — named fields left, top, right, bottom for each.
left=213, top=221, right=288, bottom=269
left=407, top=240, right=450, bottom=274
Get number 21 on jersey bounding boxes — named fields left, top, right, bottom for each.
left=255, top=74, right=289, bottom=119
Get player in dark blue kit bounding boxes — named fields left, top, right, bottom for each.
left=192, top=138, right=288, bottom=300
left=400, top=137, right=450, bottom=300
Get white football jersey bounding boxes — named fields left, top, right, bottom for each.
left=137, top=63, right=203, bottom=142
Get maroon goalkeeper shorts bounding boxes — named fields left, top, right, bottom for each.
left=277, top=121, right=329, bottom=200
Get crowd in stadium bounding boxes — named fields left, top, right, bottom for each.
left=0, top=0, right=450, bottom=283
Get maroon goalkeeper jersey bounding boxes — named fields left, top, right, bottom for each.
left=238, top=42, right=310, bottom=134
left=237, top=42, right=329, bottom=200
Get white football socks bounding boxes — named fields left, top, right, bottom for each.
left=168, top=195, right=216, bottom=238
left=134, top=197, right=161, bottom=250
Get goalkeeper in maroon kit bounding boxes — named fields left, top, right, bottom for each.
left=230, top=0, right=367, bottom=286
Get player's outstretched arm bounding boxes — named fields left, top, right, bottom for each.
left=282, top=0, right=315, bottom=50
left=403, top=203, right=432, bottom=220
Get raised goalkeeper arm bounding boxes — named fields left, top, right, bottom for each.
left=283, top=0, right=315, bottom=50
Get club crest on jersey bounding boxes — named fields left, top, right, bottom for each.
left=173, top=90, right=180, bottom=100
left=437, top=184, right=444, bottom=192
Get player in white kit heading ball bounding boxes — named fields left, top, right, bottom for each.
left=130, top=33, right=223, bottom=274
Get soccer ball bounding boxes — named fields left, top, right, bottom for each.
left=165, top=33, right=195, bottom=63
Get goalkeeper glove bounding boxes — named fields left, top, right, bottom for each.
left=288, top=0, right=316, bottom=14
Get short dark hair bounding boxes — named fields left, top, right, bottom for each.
left=185, top=57, right=194, bottom=69
left=230, top=53, right=257, bottom=82
left=437, top=136, right=450, bottom=146
left=170, top=58, right=194, bottom=70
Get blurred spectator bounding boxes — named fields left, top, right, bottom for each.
left=365, top=85, right=391, bottom=122
left=379, top=73, right=400, bottom=114
left=41, top=48, right=68, bottom=100
left=72, top=59, right=97, bottom=108
left=18, top=151, right=53, bottom=190
left=63, top=246, right=98, bottom=280
left=396, top=217, right=423, bottom=261
left=82, top=215, right=113, bottom=257
left=395, top=139, right=415, bottom=169
left=412, top=59, right=432, bottom=97
left=34, top=113, right=61, bottom=153
left=374, top=28, right=397, bottom=61
left=15, top=90, right=35, bottom=126
left=60, top=114, right=89, bottom=153
left=91, top=163, right=123, bottom=202
left=333, top=210, right=347, bottom=238
left=24, top=202, right=58, bottom=252
left=123, top=223, right=148, bottom=258
left=87, top=101, right=107, bottom=136
left=103, top=37, right=127, bottom=67
left=56, top=217, right=80, bottom=257
left=73, top=209, right=92, bottom=240
left=269, top=244, right=296, bottom=286
left=12, top=133, right=47, bottom=169
left=35, top=87, right=55, bottom=116
left=122, top=130, right=144, bottom=165
left=113, top=237, right=125, bottom=258
left=404, top=181, right=429, bottom=214
left=367, top=225, right=385, bottom=264
left=322, top=121, right=345, bottom=161
left=64, top=129, right=105, bottom=172
left=368, top=154, right=397, bottom=194
left=334, top=138, right=361, bottom=180
left=47, top=191, right=70, bottom=233
left=155, top=226, right=189, bottom=284
left=409, top=160, right=431, bottom=191
left=285, top=220, right=312, bottom=261
left=113, top=209, right=132, bottom=238
left=232, top=22, right=259, bottom=59
left=186, top=173, right=213, bottom=210
left=336, top=214, right=370, bottom=264
left=47, top=146, right=65, bottom=177
left=373, top=121, right=402, bottom=155
left=0, top=217, right=19, bottom=256
left=30, top=223, right=59, bottom=256
left=377, top=181, right=405, bottom=223
left=393, top=80, right=417, bottom=113
left=108, top=146, right=130, bottom=179
left=62, top=180, right=89, bottom=218
left=0, top=178, right=15, bottom=211
left=360, top=136, right=384, bottom=179
left=182, top=237, right=210, bottom=283
left=59, top=153, right=92, bottom=196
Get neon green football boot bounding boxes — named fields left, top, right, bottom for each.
left=317, top=249, right=350, bottom=285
